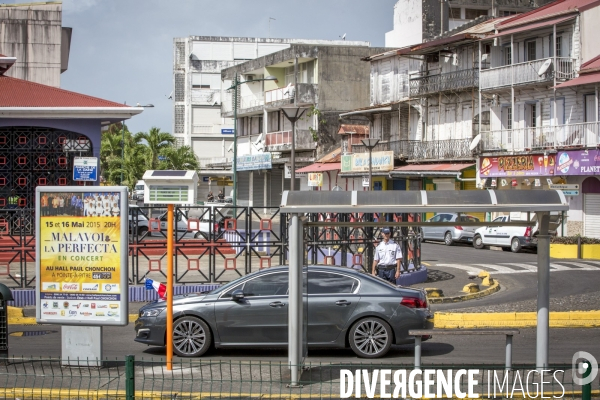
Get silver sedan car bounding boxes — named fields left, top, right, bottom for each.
left=421, top=213, right=480, bottom=246
left=135, top=265, right=433, bottom=358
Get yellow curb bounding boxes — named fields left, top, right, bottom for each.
left=434, top=310, right=600, bottom=329
left=428, top=279, right=500, bottom=304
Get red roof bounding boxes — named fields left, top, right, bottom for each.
left=394, top=163, right=474, bottom=172
left=296, top=163, right=341, bottom=173
left=0, top=75, right=128, bottom=108
left=488, top=15, right=575, bottom=38
left=497, top=0, right=600, bottom=29
left=581, top=54, right=600, bottom=72
left=555, top=71, right=600, bottom=88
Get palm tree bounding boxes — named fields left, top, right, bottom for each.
left=136, top=127, right=176, bottom=170
left=159, top=146, right=200, bottom=170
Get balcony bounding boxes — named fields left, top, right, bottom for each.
left=264, top=129, right=317, bottom=152
left=198, top=157, right=232, bottom=168
left=480, top=58, right=576, bottom=90
left=352, top=138, right=473, bottom=160
left=265, top=83, right=318, bottom=106
left=409, top=68, right=479, bottom=97
left=191, top=89, right=221, bottom=105
left=482, top=121, right=600, bottom=152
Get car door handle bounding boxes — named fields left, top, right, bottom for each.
left=335, top=300, right=351, bottom=306
left=269, top=301, right=286, bottom=308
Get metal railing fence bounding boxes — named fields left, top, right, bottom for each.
left=352, top=138, right=473, bottom=160
left=0, top=207, right=424, bottom=288
left=0, top=357, right=596, bottom=399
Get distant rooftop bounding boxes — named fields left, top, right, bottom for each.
left=179, top=36, right=370, bottom=47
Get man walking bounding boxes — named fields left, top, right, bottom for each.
left=371, top=227, right=402, bottom=284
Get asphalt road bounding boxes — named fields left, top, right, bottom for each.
left=420, top=240, right=538, bottom=265
left=7, top=325, right=599, bottom=366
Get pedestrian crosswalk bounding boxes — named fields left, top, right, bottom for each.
left=434, top=260, right=600, bottom=274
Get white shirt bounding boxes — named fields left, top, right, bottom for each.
left=374, top=239, right=402, bottom=266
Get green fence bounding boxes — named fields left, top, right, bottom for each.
left=0, top=357, right=597, bottom=399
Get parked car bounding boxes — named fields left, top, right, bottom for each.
left=472, top=212, right=561, bottom=253
left=134, top=265, right=433, bottom=358
left=132, top=180, right=144, bottom=200
left=128, top=205, right=150, bottom=237
left=421, top=213, right=480, bottom=246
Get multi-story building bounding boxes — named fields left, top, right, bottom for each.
left=477, top=0, right=600, bottom=237
left=218, top=43, right=389, bottom=206
left=385, top=0, right=554, bottom=48
left=0, top=1, right=71, bottom=87
left=172, top=36, right=368, bottom=171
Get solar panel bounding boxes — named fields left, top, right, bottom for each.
left=150, top=170, right=187, bottom=177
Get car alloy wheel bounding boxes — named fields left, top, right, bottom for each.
left=444, top=232, right=454, bottom=246
left=473, top=235, right=484, bottom=249
left=172, top=316, right=212, bottom=357
left=349, top=317, right=392, bottom=358
left=511, top=237, right=522, bottom=253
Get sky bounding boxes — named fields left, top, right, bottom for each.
left=17, top=0, right=397, bottom=134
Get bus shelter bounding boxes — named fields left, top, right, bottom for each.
left=280, top=189, right=568, bottom=386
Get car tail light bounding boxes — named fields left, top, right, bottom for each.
left=524, top=226, right=532, bottom=237
left=400, top=297, right=428, bottom=309
left=454, top=226, right=463, bottom=230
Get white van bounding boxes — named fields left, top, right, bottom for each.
left=133, top=180, right=144, bottom=200
left=473, top=212, right=561, bottom=253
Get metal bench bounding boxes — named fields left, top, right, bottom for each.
left=408, top=329, right=520, bottom=369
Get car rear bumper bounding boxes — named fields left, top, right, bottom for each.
left=518, top=236, right=537, bottom=248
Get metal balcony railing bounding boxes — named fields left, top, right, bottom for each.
left=352, top=138, right=473, bottom=160
left=409, top=68, right=479, bottom=97
left=481, top=121, right=600, bottom=151
left=480, top=57, right=577, bottom=90
left=265, top=129, right=316, bottom=150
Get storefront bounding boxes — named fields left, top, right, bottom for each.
left=478, top=150, right=600, bottom=237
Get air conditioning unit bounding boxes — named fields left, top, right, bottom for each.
left=245, top=74, right=255, bottom=81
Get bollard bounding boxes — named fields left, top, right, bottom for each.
left=126, top=354, right=135, bottom=400
left=582, top=358, right=592, bottom=400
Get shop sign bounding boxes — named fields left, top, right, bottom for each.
left=36, top=187, right=128, bottom=326
left=236, top=153, right=272, bottom=171
left=555, top=149, right=600, bottom=176
left=307, top=173, right=323, bottom=187
left=341, top=151, right=394, bottom=173
left=480, top=154, right=556, bottom=177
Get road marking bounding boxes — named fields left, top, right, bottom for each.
left=433, top=262, right=600, bottom=274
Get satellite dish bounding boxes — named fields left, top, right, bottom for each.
left=254, top=133, right=263, bottom=145
left=469, top=134, right=481, bottom=151
left=283, top=83, right=292, bottom=95
left=538, top=59, right=552, bottom=76
left=227, top=142, right=234, bottom=153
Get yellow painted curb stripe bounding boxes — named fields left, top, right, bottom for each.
left=428, top=279, right=500, bottom=304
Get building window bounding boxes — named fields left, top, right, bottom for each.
left=507, top=107, right=513, bottom=130
left=450, top=7, right=462, bottom=18
left=555, top=36, right=562, bottom=57
left=530, top=104, right=537, bottom=127
left=501, top=10, right=519, bottom=16
left=504, top=46, right=512, bottom=66
left=465, top=8, right=488, bottom=19
left=526, top=41, right=536, bottom=61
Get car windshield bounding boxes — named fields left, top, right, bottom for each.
left=135, top=185, right=143, bottom=190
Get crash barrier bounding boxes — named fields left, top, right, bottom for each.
left=0, top=357, right=596, bottom=399
left=0, top=207, right=425, bottom=287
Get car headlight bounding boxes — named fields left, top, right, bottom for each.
left=140, top=308, right=164, bottom=317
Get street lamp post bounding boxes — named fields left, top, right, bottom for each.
left=121, top=103, right=154, bottom=184
left=281, top=107, right=308, bottom=191
left=227, top=75, right=277, bottom=207
left=361, top=138, right=380, bottom=191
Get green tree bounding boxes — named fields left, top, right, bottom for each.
left=159, top=145, right=200, bottom=170
left=136, top=127, right=176, bottom=170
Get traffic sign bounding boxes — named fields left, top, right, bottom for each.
left=221, top=129, right=234, bottom=134
left=549, top=184, right=579, bottom=190
left=562, top=190, right=579, bottom=196
left=73, top=157, right=98, bottom=181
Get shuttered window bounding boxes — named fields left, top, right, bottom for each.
left=584, top=194, right=600, bottom=238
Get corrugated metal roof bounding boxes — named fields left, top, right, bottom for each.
left=555, top=71, right=600, bottom=88
left=497, top=0, right=600, bottom=30
left=0, top=75, right=128, bottom=108
left=458, top=16, right=512, bottom=34
left=337, top=124, right=369, bottom=136
left=295, top=162, right=341, bottom=173
left=487, top=15, right=576, bottom=38
left=316, top=147, right=343, bottom=163
left=581, top=54, right=600, bottom=72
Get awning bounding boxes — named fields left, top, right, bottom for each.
left=295, top=162, right=341, bottom=174
left=390, top=163, right=474, bottom=177
left=486, top=15, right=575, bottom=39
left=555, top=71, right=600, bottom=88
left=339, top=106, right=392, bottom=118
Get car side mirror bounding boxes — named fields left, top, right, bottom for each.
left=231, top=289, right=244, bottom=301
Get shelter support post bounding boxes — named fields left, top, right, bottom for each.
left=536, top=211, right=550, bottom=369
left=288, top=213, right=304, bottom=387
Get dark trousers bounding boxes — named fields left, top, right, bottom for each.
left=377, top=267, right=397, bottom=284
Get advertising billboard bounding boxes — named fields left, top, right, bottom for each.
left=35, top=187, right=128, bottom=326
